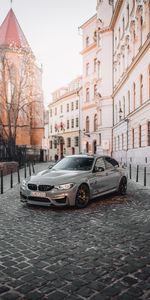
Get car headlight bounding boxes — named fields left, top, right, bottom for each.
left=21, top=179, right=28, bottom=188
left=54, top=183, right=74, bottom=190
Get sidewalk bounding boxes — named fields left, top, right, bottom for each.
left=0, top=161, right=50, bottom=194
left=126, top=164, right=150, bottom=190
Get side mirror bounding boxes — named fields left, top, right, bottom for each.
left=94, top=166, right=104, bottom=172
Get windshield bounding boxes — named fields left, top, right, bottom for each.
left=52, top=156, right=94, bottom=171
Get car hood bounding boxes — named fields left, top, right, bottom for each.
left=28, top=169, right=89, bottom=185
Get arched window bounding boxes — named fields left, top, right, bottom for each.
left=86, top=116, right=90, bottom=133
left=140, top=16, right=143, bottom=46
left=140, top=74, right=143, bottom=105
left=94, top=114, right=98, bottom=132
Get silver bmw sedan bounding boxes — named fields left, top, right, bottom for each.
left=20, top=155, right=127, bottom=208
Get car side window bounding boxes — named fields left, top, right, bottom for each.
left=105, top=157, right=119, bottom=169
left=95, top=158, right=105, bottom=171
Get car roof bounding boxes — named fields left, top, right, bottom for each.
left=64, top=154, right=113, bottom=159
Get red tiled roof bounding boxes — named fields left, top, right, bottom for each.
left=0, top=8, right=30, bottom=49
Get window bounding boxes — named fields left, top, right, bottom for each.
left=71, top=119, right=74, bottom=128
left=105, top=157, right=119, bottom=168
left=148, top=122, right=150, bottom=146
left=86, top=36, right=89, bottom=47
left=123, top=96, right=125, bottom=118
left=140, top=16, right=143, bottom=46
left=118, top=27, right=121, bottom=41
left=76, top=117, right=79, bottom=128
left=74, top=136, right=79, bottom=147
left=114, top=137, right=116, bottom=151
left=97, top=61, right=101, bottom=78
left=140, top=74, right=143, bottom=105
left=118, top=135, right=120, bottom=150
left=122, top=133, right=124, bottom=150
left=67, top=120, right=69, bottom=129
left=75, top=100, right=78, bottom=109
left=122, top=17, right=125, bottom=36
left=99, top=133, right=101, bottom=146
left=67, top=103, right=69, bottom=112
left=94, top=58, right=97, bottom=72
left=126, top=3, right=129, bottom=26
left=132, top=128, right=135, bottom=148
left=71, top=102, right=74, bottom=111
left=67, top=137, right=71, bottom=147
left=86, top=116, right=90, bottom=133
left=94, top=84, right=97, bottom=97
left=100, top=109, right=102, bottom=125
left=133, top=82, right=136, bottom=110
left=60, top=105, right=63, bottom=113
left=86, top=63, right=89, bottom=76
left=95, top=158, right=105, bottom=170
left=94, top=114, right=98, bottom=132
left=50, top=141, right=53, bottom=149
left=128, top=90, right=130, bottom=114
left=86, top=88, right=90, bottom=102
left=139, top=125, right=142, bottom=147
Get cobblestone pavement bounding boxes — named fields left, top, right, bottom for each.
left=0, top=181, right=150, bottom=299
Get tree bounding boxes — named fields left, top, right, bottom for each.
left=0, top=48, right=43, bottom=161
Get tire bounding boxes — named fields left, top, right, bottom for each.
left=118, top=177, right=127, bottom=195
left=75, top=184, right=90, bottom=208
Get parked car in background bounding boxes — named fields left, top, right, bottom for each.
left=20, top=155, right=127, bottom=208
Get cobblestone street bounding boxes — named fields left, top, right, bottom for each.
left=0, top=179, right=150, bottom=299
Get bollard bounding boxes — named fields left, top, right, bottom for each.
left=24, top=163, right=27, bottom=178
left=17, top=167, right=20, bottom=184
left=144, top=166, right=146, bottom=186
left=32, top=161, right=35, bottom=174
left=10, top=170, right=13, bottom=188
left=129, top=164, right=132, bottom=179
left=29, top=162, right=31, bottom=176
left=136, top=165, right=139, bottom=182
left=1, top=170, right=3, bottom=194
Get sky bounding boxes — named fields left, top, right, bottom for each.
left=0, top=0, right=97, bottom=106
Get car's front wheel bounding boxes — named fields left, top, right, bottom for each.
left=118, top=177, right=127, bottom=195
left=75, top=184, right=90, bottom=208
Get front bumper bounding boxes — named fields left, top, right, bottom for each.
left=20, top=186, right=77, bottom=207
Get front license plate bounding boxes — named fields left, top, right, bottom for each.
left=31, top=191, right=46, bottom=197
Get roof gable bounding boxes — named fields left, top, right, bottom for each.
left=0, top=8, right=30, bottom=50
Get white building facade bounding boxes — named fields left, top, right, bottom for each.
left=112, top=0, right=150, bottom=165
left=48, top=77, right=83, bottom=160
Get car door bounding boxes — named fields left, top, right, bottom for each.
left=104, top=156, right=120, bottom=190
left=90, top=157, right=110, bottom=197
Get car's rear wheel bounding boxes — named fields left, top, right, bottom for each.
left=118, top=177, right=127, bottom=195
left=75, top=184, right=90, bottom=208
